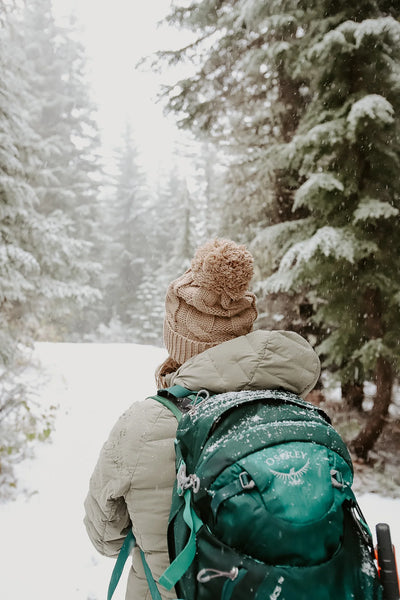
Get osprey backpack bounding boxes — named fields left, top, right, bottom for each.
left=108, top=386, right=388, bottom=600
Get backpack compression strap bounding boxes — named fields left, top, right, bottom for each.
left=158, top=488, right=203, bottom=590
left=107, top=529, right=164, bottom=600
left=153, top=386, right=210, bottom=590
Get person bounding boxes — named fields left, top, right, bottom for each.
left=84, top=238, right=321, bottom=600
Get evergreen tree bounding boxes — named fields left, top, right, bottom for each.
left=101, top=124, right=151, bottom=330
left=158, top=0, right=400, bottom=458
left=190, top=140, right=225, bottom=239
left=153, top=0, right=313, bottom=336
left=0, top=1, right=102, bottom=494
left=0, top=8, right=58, bottom=494
left=91, top=132, right=209, bottom=344
left=154, top=0, right=309, bottom=238
left=262, top=7, right=400, bottom=460
left=133, top=168, right=196, bottom=345
left=21, top=0, right=103, bottom=337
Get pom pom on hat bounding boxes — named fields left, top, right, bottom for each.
left=191, top=239, right=254, bottom=301
left=163, top=238, right=258, bottom=365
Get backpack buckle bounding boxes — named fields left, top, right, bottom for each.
left=177, top=462, right=200, bottom=495
left=239, top=471, right=255, bottom=490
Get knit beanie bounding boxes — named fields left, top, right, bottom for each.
left=164, top=239, right=258, bottom=365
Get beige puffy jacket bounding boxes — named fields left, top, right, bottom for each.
left=84, top=330, right=321, bottom=600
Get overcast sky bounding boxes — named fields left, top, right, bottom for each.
left=52, top=0, right=194, bottom=178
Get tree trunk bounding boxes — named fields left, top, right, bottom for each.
left=342, top=381, right=364, bottom=411
left=350, top=287, right=393, bottom=460
left=350, top=356, right=393, bottom=460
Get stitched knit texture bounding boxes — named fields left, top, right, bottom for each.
left=164, top=239, right=258, bottom=364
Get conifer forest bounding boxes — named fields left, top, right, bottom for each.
left=1, top=0, right=400, bottom=493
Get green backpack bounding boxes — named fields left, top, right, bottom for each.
left=109, top=385, right=383, bottom=600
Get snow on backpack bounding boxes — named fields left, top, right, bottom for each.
left=108, top=385, right=387, bottom=600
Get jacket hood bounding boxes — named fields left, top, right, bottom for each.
left=166, top=329, right=321, bottom=399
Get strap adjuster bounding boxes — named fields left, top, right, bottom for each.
left=239, top=471, right=255, bottom=490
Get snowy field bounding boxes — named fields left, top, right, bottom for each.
left=0, top=342, right=399, bottom=600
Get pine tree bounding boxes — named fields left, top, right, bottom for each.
left=21, top=0, right=103, bottom=337
left=154, top=1, right=309, bottom=236
left=0, top=7, right=57, bottom=494
left=190, top=140, right=225, bottom=239
left=158, top=0, right=400, bottom=458
left=0, top=1, right=103, bottom=494
left=153, top=0, right=314, bottom=336
left=258, top=5, right=400, bottom=458
left=101, top=124, right=151, bottom=330
left=132, top=168, right=196, bottom=345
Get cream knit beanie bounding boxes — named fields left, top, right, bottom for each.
left=163, top=239, right=258, bottom=365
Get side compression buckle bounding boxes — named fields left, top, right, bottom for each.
left=177, top=461, right=200, bottom=496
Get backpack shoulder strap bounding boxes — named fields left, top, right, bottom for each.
left=151, top=395, right=183, bottom=421
left=108, top=387, right=197, bottom=600
left=111, top=386, right=198, bottom=599
left=149, top=385, right=198, bottom=422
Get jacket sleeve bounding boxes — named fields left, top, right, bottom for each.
left=83, top=408, right=136, bottom=558
left=84, top=398, right=177, bottom=560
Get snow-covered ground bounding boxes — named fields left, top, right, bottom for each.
left=0, top=343, right=399, bottom=600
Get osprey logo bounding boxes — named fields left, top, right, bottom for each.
left=266, top=450, right=310, bottom=486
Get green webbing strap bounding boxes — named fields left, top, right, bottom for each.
left=107, top=530, right=163, bottom=600
left=210, top=478, right=245, bottom=518
left=159, top=490, right=203, bottom=590
left=139, top=548, right=163, bottom=600
left=150, top=385, right=197, bottom=422
left=107, top=530, right=135, bottom=600
left=163, top=385, right=194, bottom=398
left=150, top=395, right=183, bottom=422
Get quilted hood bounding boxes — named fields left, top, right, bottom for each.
left=165, top=329, right=321, bottom=399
